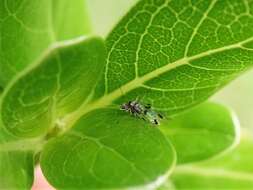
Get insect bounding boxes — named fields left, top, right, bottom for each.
left=120, top=99, right=163, bottom=125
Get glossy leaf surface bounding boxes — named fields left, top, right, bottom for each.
left=41, top=109, right=176, bottom=189
left=160, top=102, right=239, bottom=163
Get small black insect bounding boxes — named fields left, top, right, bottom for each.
left=120, top=99, right=163, bottom=125
left=120, top=100, right=143, bottom=116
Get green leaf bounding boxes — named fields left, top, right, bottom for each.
left=86, top=0, right=253, bottom=118
left=0, top=87, right=3, bottom=95
left=168, top=133, right=253, bottom=190
left=160, top=102, right=240, bottom=164
left=1, top=37, right=106, bottom=138
left=0, top=0, right=52, bottom=87
left=158, top=180, right=176, bottom=190
left=0, top=0, right=91, bottom=87
left=0, top=151, right=34, bottom=190
left=41, top=109, right=176, bottom=190
left=0, top=127, right=35, bottom=190
left=52, top=0, right=91, bottom=41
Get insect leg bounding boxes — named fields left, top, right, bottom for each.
left=158, top=113, right=163, bottom=119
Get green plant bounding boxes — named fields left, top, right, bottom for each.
left=1, top=0, right=253, bottom=189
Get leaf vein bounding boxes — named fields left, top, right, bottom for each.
left=184, top=0, right=218, bottom=57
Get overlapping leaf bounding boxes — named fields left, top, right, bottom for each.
left=0, top=127, right=35, bottom=190
left=1, top=37, right=106, bottom=137
left=166, top=133, right=253, bottom=190
left=0, top=150, right=34, bottom=190
left=0, top=0, right=91, bottom=88
left=51, top=0, right=91, bottom=41
left=0, top=0, right=52, bottom=87
left=160, top=102, right=239, bottom=164
left=41, top=109, right=176, bottom=190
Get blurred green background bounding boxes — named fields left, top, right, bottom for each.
left=86, top=0, right=253, bottom=130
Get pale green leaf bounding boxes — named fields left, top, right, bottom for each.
left=0, top=127, right=35, bottom=190
left=0, top=0, right=53, bottom=87
left=158, top=180, right=176, bottom=190
left=0, top=151, right=34, bottom=190
left=1, top=37, right=106, bottom=138
left=41, top=109, right=176, bottom=190
left=160, top=102, right=239, bottom=163
left=52, top=0, right=91, bottom=41
left=0, top=0, right=91, bottom=87
left=169, top=133, right=253, bottom=190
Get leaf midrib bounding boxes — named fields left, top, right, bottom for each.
left=63, top=36, right=253, bottom=127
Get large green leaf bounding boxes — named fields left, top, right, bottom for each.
left=168, top=133, right=253, bottom=190
left=160, top=102, right=240, bottom=164
left=1, top=37, right=106, bottom=138
left=81, top=0, right=253, bottom=119
left=0, top=0, right=91, bottom=87
left=41, top=109, right=176, bottom=190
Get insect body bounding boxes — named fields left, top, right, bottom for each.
left=144, top=108, right=163, bottom=125
left=120, top=100, right=163, bottom=125
left=120, top=100, right=144, bottom=116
